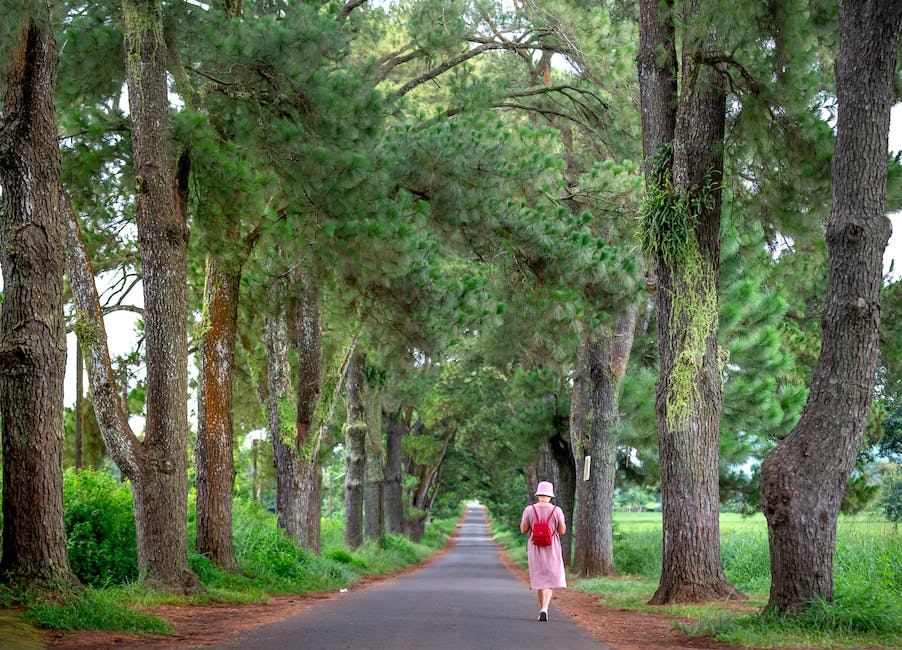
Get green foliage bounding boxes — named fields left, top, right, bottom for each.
left=881, top=407, right=902, bottom=461
left=638, top=143, right=690, bottom=267
left=62, top=469, right=138, bottom=587
left=878, top=465, right=902, bottom=525
left=637, top=142, right=724, bottom=430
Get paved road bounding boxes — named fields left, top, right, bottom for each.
left=221, top=505, right=607, bottom=649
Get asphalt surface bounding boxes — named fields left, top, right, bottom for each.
left=220, top=505, right=608, bottom=649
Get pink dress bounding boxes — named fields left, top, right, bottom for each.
left=520, top=503, right=567, bottom=589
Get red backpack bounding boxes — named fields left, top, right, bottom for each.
left=530, top=504, right=557, bottom=547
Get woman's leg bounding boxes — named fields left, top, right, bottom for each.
left=541, top=589, right=553, bottom=610
left=536, top=588, right=545, bottom=607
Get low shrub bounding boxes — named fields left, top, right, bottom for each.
left=63, top=469, right=137, bottom=587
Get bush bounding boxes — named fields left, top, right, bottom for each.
left=63, top=469, right=137, bottom=587
left=612, top=529, right=661, bottom=578
left=878, top=465, right=902, bottom=526
left=230, top=499, right=356, bottom=591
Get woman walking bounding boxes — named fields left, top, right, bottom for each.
left=520, top=480, right=567, bottom=621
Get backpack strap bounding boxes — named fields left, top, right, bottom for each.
left=545, top=506, right=558, bottom=531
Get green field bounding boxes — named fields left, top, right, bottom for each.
left=583, top=511, right=902, bottom=648
left=614, top=511, right=896, bottom=535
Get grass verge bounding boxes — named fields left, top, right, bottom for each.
left=491, top=510, right=901, bottom=649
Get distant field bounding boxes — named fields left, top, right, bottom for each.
left=613, top=511, right=895, bottom=534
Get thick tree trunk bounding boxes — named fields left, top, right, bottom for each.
left=364, top=384, right=385, bottom=540
left=761, top=0, right=902, bottom=614
left=384, top=413, right=405, bottom=534
left=570, top=309, right=637, bottom=577
left=637, top=0, right=677, bottom=174
left=650, top=53, right=739, bottom=606
left=639, top=0, right=741, bottom=605
left=0, top=13, right=78, bottom=590
left=537, top=421, right=575, bottom=564
left=120, top=0, right=200, bottom=592
left=195, top=253, right=241, bottom=572
left=344, top=350, right=367, bottom=548
left=291, top=272, right=324, bottom=552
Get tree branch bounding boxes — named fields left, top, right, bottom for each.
left=698, top=52, right=763, bottom=95
left=336, top=0, right=367, bottom=21
left=396, top=40, right=545, bottom=97
left=101, top=304, right=145, bottom=316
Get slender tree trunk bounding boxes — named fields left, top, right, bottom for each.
left=639, top=0, right=741, bottom=604
left=570, top=308, right=637, bottom=577
left=761, top=0, right=902, bottom=614
left=264, top=295, right=316, bottom=550
left=195, top=253, right=241, bottom=572
left=75, top=339, right=84, bottom=470
left=65, top=203, right=141, bottom=474
left=263, top=272, right=324, bottom=551
left=0, top=11, right=78, bottom=590
left=364, top=384, right=385, bottom=541
left=308, top=463, right=323, bottom=549
left=251, top=439, right=259, bottom=504
left=406, top=419, right=450, bottom=543
left=384, top=413, right=405, bottom=533
left=344, top=350, right=367, bottom=548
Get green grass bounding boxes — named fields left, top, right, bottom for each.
left=23, top=589, right=172, bottom=634
left=495, top=510, right=902, bottom=649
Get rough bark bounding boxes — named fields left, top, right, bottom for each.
left=291, top=272, right=324, bottom=551
left=195, top=252, right=241, bottom=572
left=0, top=12, right=78, bottom=590
left=119, top=0, right=199, bottom=592
left=363, top=383, right=385, bottom=540
left=384, top=412, right=405, bottom=534
left=537, top=422, right=575, bottom=564
left=570, top=308, right=637, bottom=577
left=343, top=350, right=367, bottom=548
left=760, top=0, right=902, bottom=613
left=639, top=0, right=741, bottom=604
left=261, top=271, right=327, bottom=551
left=75, top=339, right=84, bottom=469
left=263, top=283, right=319, bottom=551
left=637, top=0, right=677, bottom=173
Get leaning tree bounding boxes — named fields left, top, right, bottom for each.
left=760, top=0, right=902, bottom=613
